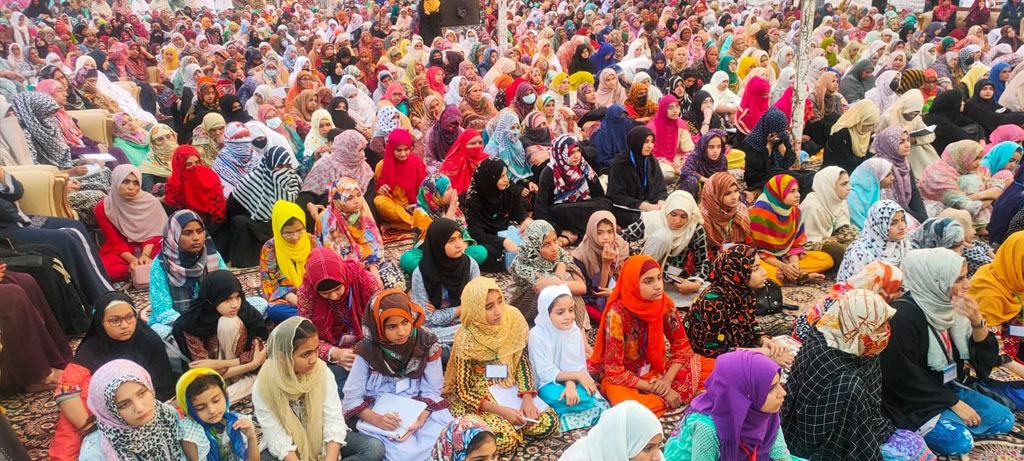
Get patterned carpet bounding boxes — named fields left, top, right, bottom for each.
left=3, top=245, right=1023, bottom=460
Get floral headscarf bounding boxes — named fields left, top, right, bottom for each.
left=550, top=134, right=595, bottom=204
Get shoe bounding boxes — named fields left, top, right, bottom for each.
left=782, top=303, right=800, bottom=311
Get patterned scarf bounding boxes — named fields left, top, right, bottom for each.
left=318, top=178, right=382, bottom=262
left=550, top=134, right=594, bottom=204
left=750, top=174, right=806, bottom=258
left=88, top=360, right=181, bottom=461
left=232, top=147, right=300, bottom=221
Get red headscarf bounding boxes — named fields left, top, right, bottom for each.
left=439, top=128, right=487, bottom=193
left=425, top=66, right=446, bottom=95
left=378, top=129, right=426, bottom=197
left=164, top=145, right=226, bottom=223
left=590, top=255, right=675, bottom=374
left=738, top=76, right=771, bottom=132
left=646, top=95, right=685, bottom=163
left=298, top=247, right=377, bottom=348
left=773, top=86, right=813, bottom=124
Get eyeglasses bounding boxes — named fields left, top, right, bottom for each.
left=104, top=312, right=137, bottom=327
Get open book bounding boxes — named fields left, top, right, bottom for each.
left=488, top=385, right=550, bottom=428
left=355, top=393, right=428, bottom=439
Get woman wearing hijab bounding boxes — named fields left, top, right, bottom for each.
left=138, top=124, right=177, bottom=191
left=743, top=107, right=816, bottom=197
left=589, top=104, right=632, bottom=172
left=109, top=112, right=150, bottom=166
left=171, top=270, right=269, bottom=400
left=750, top=174, right=834, bottom=284
left=373, top=128, right=426, bottom=230
left=260, top=201, right=320, bottom=323
left=865, top=127, right=928, bottom=224
left=163, top=145, right=226, bottom=228
left=425, top=104, right=462, bottom=172
left=484, top=110, right=535, bottom=192
left=77, top=359, right=182, bottom=460
left=49, top=292, right=174, bottom=461
left=594, top=68, right=627, bottom=108
left=300, top=130, right=374, bottom=227
left=409, top=217, right=479, bottom=344
left=180, top=80, right=222, bottom=145
left=783, top=290, right=934, bottom=459
left=507, top=219, right=589, bottom=329
left=846, top=158, right=896, bottom=230
left=403, top=173, right=487, bottom=270
left=437, top=128, right=488, bottom=195
left=837, top=200, right=911, bottom=285
left=910, top=217, right=967, bottom=253
left=590, top=255, right=701, bottom=415
left=317, top=177, right=396, bottom=288
left=608, top=126, right=669, bottom=228
left=677, top=129, right=729, bottom=198
left=560, top=400, right=662, bottom=461
left=253, top=317, right=386, bottom=460
left=920, top=140, right=1003, bottom=227
left=442, top=277, right=559, bottom=455
left=96, top=165, right=167, bottom=283
left=534, top=134, right=610, bottom=239
left=922, top=90, right=983, bottom=155
left=798, top=166, right=857, bottom=266
left=664, top=350, right=798, bottom=460
left=970, top=232, right=1024, bottom=383
left=698, top=172, right=751, bottom=253
left=880, top=249, right=1013, bottom=456
left=571, top=211, right=630, bottom=316
left=683, top=90, right=728, bottom=137
left=627, top=190, right=709, bottom=294
left=877, top=90, right=940, bottom=180
left=965, top=79, right=1024, bottom=137
left=824, top=100, right=880, bottom=172
left=645, top=95, right=694, bottom=183
left=838, top=59, right=876, bottom=103
left=458, top=81, right=497, bottom=130
left=795, top=260, right=906, bottom=344
left=219, top=94, right=249, bottom=125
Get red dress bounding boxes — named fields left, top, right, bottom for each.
left=94, top=200, right=163, bottom=282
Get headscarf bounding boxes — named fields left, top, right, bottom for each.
left=529, top=284, right=587, bottom=388
left=212, top=122, right=254, bottom=190
left=848, top=158, right=895, bottom=230
left=910, top=217, right=966, bottom=250
left=432, top=416, right=493, bottom=461
left=87, top=359, right=182, bottom=461
left=11, top=92, right=73, bottom=168
left=970, top=231, right=1024, bottom=325
left=645, top=95, right=685, bottom=163
left=447, top=277, right=530, bottom=389
left=803, top=261, right=906, bottom=334
left=572, top=82, right=597, bottom=117
left=428, top=104, right=462, bottom=163
left=687, top=350, right=781, bottom=461
left=799, top=166, right=851, bottom=243
left=901, top=248, right=972, bottom=371
left=919, top=140, right=986, bottom=208
left=140, top=124, right=177, bottom=178
left=510, top=220, right=574, bottom=284
left=34, top=79, right=85, bottom=148
left=590, top=255, right=675, bottom=375
left=171, top=270, right=270, bottom=361
left=232, top=147, right=300, bottom=222
left=379, top=128, right=427, bottom=197
left=318, top=178, right=383, bottom=261
left=439, top=129, right=488, bottom=194
left=271, top=201, right=312, bottom=289
left=174, top=369, right=249, bottom=461
left=838, top=59, right=876, bottom=103
left=641, top=190, right=702, bottom=259
left=836, top=200, right=910, bottom=283
left=830, top=100, right=880, bottom=159
left=483, top=111, right=530, bottom=182
left=815, top=289, right=897, bottom=357
left=160, top=210, right=222, bottom=306
left=355, top=289, right=440, bottom=379
left=255, top=317, right=328, bottom=460
left=550, top=134, right=595, bottom=204
left=165, top=146, right=226, bottom=224
left=302, top=130, right=371, bottom=195
left=595, top=68, right=627, bottom=107
left=703, top=71, right=741, bottom=107
left=561, top=401, right=664, bottom=461
left=738, top=76, right=771, bottom=132
left=750, top=174, right=806, bottom=257
left=624, top=81, right=657, bottom=118
left=104, top=164, right=168, bottom=242
left=572, top=210, right=629, bottom=279
left=960, top=64, right=989, bottom=98
left=591, top=104, right=632, bottom=168
left=700, top=172, right=751, bottom=250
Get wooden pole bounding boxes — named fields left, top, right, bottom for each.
left=790, top=0, right=817, bottom=155
left=497, top=0, right=509, bottom=55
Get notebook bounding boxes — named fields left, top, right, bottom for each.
left=488, top=385, right=550, bottom=428
left=354, top=393, right=428, bottom=439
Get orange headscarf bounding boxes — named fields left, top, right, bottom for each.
left=590, top=255, right=675, bottom=374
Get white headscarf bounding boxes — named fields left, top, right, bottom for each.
left=641, top=190, right=702, bottom=258
left=10, top=13, right=31, bottom=49
left=701, top=71, right=740, bottom=108
left=341, top=84, right=376, bottom=128
left=800, top=166, right=851, bottom=243
left=901, top=248, right=972, bottom=371
left=909, top=43, right=936, bottom=70
left=528, top=284, right=587, bottom=388
left=560, top=401, right=664, bottom=461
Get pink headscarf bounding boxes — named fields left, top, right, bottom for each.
left=34, top=79, right=85, bottom=147
left=646, top=94, right=685, bottom=162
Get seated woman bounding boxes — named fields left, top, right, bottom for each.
left=965, top=79, right=1024, bottom=137
left=432, top=416, right=498, bottom=461
left=0, top=267, right=71, bottom=393
left=846, top=158, right=896, bottom=230
left=799, top=166, right=857, bottom=267
left=300, top=130, right=375, bottom=232
left=981, top=140, right=1023, bottom=186
left=922, top=90, right=983, bottom=156
left=77, top=359, right=183, bottom=461
left=940, top=208, right=994, bottom=277
left=439, top=128, right=489, bottom=195
left=175, top=369, right=260, bottom=461
left=520, top=112, right=553, bottom=178
left=49, top=292, right=174, bottom=461
left=317, top=177, right=403, bottom=289
left=743, top=108, right=816, bottom=197
left=794, top=261, right=904, bottom=343
left=910, top=217, right=967, bottom=252
left=410, top=218, right=478, bottom=346
left=192, top=113, right=227, bottom=166
left=699, top=172, right=752, bottom=259
left=823, top=100, right=879, bottom=173
left=663, top=350, right=800, bottom=460
left=442, top=277, right=559, bottom=455
left=608, top=126, right=668, bottom=228
left=529, top=284, right=611, bottom=432
left=880, top=249, right=1014, bottom=456
left=95, top=165, right=167, bottom=283
left=872, top=126, right=929, bottom=224
left=252, top=317, right=386, bottom=461
left=783, top=290, right=934, bottom=459
left=374, top=128, right=426, bottom=230
left=213, top=122, right=256, bottom=197
left=646, top=95, right=695, bottom=184
left=589, top=255, right=701, bottom=416
left=34, top=78, right=130, bottom=167
left=163, top=145, right=226, bottom=230
left=172, top=270, right=269, bottom=401
left=139, top=124, right=177, bottom=192
left=261, top=201, right=321, bottom=323
left=677, top=129, right=729, bottom=198
left=509, top=220, right=589, bottom=329
left=970, top=232, right=1024, bottom=403
left=920, top=140, right=1005, bottom=229
left=343, top=289, right=454, bottom=460
left=149, top=210, right=231, bottom=339
left=572, top=211, right=629, bottom=317
left=298, top=247, right=378, bottom=388
left=589, top=104, right=632, bottom=172
left=750, top=174, right=834, bottom=285
left=401, top=174, right=487, bottom=273
left=625, top=190, right=710, bottom=300
left=485, top=110, right=537, bottom=195
left=304, top=109, right=336, bottom=163
left=685, top=244, right=794, bottom=370
left=559, top=401, right=663, bottom=461
left=111, top=112, right=151, bottom=166
left=837, top=200, right=909, bottom=283
left=534, top=134, right=611, bottom=241
left=463, top=157, right=531, bottom=272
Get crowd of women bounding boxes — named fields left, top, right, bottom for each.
left=3, top=0, right=1024, bottom=459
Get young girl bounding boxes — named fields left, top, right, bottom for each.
left=750, top=174, right=834, bottom=284
left=529, top=284, right=610, bottom=431
left=78, top=359, right=183, bottom=460
left=443, top=277, right=559, bottom=455
left=509, top=220, right=589, bottom=329
left=343, top=289, right=454, bottom=460
left=559, top=401, right=664, bottom=461
left=410, top=218, right=480, bottom=346
left=317, top=177, right=398, bottom=289
left=260, top=201, right=321, bottom=322
left=374, top=128, right=427, bottom=230
left=432, top=416, right=499, bottom=461
left=252, top=317, right=385, bottom=460
left=572, top=211, right=629, bottom=317
left=401, top=173, right=488, bottom=272
left=176, top=368, right=260, bottom=461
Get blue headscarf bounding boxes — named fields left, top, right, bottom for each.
left=175, top=369, right=248, bottom=461
left=989, top=62, right=1012, bottom=101
left=478, top=47, right=497, bottom=76
left=981, top=141, right=1023, bottom=176
left=847, top=158, right=894, bottom=229
left=590, top=104, right=632, bottom=169
left=483, top=111, right=531, bottom=182
left=590, top=42, right=617, bottom=75
left=282, top=45, right=298, bottom=72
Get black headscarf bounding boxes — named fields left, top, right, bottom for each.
left=329, top=97, right=357, bottom=131
left=418, top=218, right=472, bottom=308
left=520, top=118, right=553, bottom=149
left=685, top=90, right=714, bottom=127
left=428, top=48, right=445, bottom=68
left=755, top=29, right=771, bottom=52
left=464, top=157, right=516, bottom=231
left=73, top=292, right=175, bottom=399
left=569, top=44, right=595, bottom=75
left=219, top=94, right=250, bottom=123
left=614, top=125, right=655, bottom=190
left=171, top=270, right=269, bottom=361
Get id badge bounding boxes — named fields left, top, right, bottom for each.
left=1009, top=325, right=1024, bottom=337
left=943, top=363, right=957, bottom=384
left=485, top=364, right=509, bottom=379
left=639, top=363, right=652, bottom=377
left=396, top=378, right=411, bottom=393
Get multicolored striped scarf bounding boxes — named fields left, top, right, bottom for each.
left=750, top=174, right=806, bottom=258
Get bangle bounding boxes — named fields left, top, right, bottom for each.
left=971, top=318, right=987, bottom=329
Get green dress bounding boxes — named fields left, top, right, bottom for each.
left=663, top=412, right=807, bottom=461
left=113, top=135, right=152, bottom=166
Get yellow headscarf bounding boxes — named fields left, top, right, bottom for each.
left=969, top=231, right=1024, bottom=325
left=272, top=201, right=312, bottom=289
left=961, top=64, right=990, bottom=98
left=140, top=124, right=177, bottom=177
left=161, top=45, right=179, bottom=72
left=551, top=72, right=569, bottom=95
left=446, top=277, right=529, bottom=388
left=568, top=71, right=594, bottom=91
left=830, top=100, right=880, bottom=158
left=737, top=56, right=757, bottom=80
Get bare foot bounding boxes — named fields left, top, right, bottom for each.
left=806, top=273, right=826, bottom=284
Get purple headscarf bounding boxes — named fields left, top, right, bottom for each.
left=688, top=350, right=782, bottom=460
left=872, top=127, right=913, bottom=209
left=678, top=129, right=729, bottom=197
left=428, top=104, right=463, bottom=163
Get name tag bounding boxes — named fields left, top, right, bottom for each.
left=639, top=363, right=652, bottom=377
left=395, top=378, right=411, bottom=393
left=485, top=365, right=509, bottom=379
left=1009, top=325, right=1024, bottom=337
left=943, top=363, right=957, bottom=384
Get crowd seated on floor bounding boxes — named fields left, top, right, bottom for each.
left=3, top=0, right=1024, bottom=459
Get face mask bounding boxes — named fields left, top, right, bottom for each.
left=267, top=117, right=282, bottom=129
left=508, top=131, right=520, bottom=142
left=889, top=78, right=900, bottom=92
left=265, top=69, right=276, bottom=77
left=252, top=136, right=268, bottom=149
left=636, top=95, right=647, bottom=105
left=522, top=94, right=536, bottom=104
left=902, top=112, right=916, bottom=121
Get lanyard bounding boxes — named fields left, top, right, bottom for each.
left=738, top=441, right=758, bottom=461
left=928, top=326, right=954, bottom=364
left=630, top=153, right=648, bottom=190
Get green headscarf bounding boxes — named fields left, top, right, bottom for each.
left=716, top=55, right=738, bottom=85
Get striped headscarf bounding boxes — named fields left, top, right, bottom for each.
left=750, top=174, right=807, bottom=258
left=231, top=147, right=301, bottom=221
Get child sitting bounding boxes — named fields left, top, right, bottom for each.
left=431, top=415, right=499, bottom=461
left=176, top=368, right=260, bottom=460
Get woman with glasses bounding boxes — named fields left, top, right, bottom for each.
left=49, top=292, right=174, bottom=461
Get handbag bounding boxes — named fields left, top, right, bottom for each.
left=131, top=263, right=151, bottom=290
left=755, top=279, right=785, bottom=315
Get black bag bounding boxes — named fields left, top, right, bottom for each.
left=755, top=279, right=785, bottom=315
left=0, top=242, right=89, bottom=334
